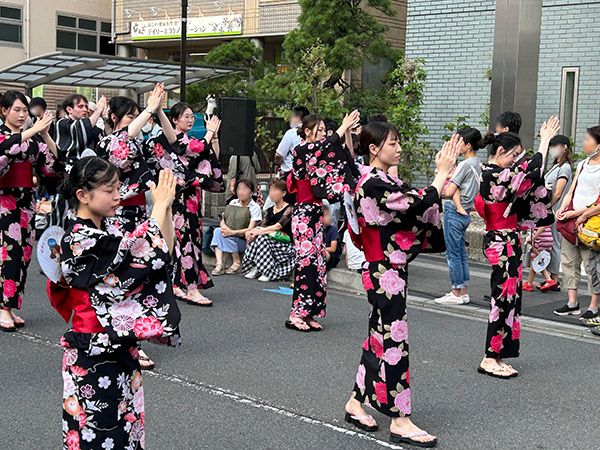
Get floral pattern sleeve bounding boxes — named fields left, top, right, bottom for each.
left=356, top=167, right=445, bottom=264
left=0, top=125, right=63, bottom=177
left=61, top=217, right=181, bottom=351
left=480, top=153, right=553, bottom=229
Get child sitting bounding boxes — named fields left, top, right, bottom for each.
left=523, top=226, right=558, bottom=292
left=323, top=207, right=341, bottom=270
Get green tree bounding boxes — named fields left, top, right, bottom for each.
left=283, top=0, right=395, bottom=88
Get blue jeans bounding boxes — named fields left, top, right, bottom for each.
left=443, top=202, right=471, bottom=289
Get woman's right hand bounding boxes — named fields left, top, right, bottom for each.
left=32, top=111, right=54, bottom=135
left=150, top=169, right=176, bottom=209
left=146, top=83, right=164, bottom=112
left=539, top=116, right=560, bottom=141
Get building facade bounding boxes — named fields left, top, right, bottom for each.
left=405, top=0, right=600, bottom=175
left=0, top=0, right=115, bottom=107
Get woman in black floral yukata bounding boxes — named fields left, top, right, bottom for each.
left=48, top=157, right=181, bottom=450
left=474, top=117, right=559, bottom=379
left=285, top=110, right=360, bottom=332
left=343, top=121, right=459, bottom=448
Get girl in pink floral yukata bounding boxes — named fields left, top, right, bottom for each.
left=475, top=117, right=559, bottom=379
left=344, top=121, right=459, bottom=448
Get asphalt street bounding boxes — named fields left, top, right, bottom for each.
left=1, top=253, right=598, bottom=450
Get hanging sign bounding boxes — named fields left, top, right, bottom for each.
left=131, top=15, right=243, bottom=40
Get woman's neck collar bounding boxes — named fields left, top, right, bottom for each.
left=76, top=208, right=102, bottom=229
left=5, top=122, right=20, bottom=133
left=370, top=161, right=390, bottom=174
left=275, top=199, right=287, bottom=208
left=239, top=198, right=250, bottom=206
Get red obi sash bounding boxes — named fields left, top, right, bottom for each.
left=120, top=192, right=147, bottom=207
left=47, top=280, right=105, bottom=333
left=287, top=175, right=322, bottom=204
left=353, top=226, right=385, bottom=262
left=474, top=195, right=518, bottom=231
left=0, top=161, right=34, bottom=188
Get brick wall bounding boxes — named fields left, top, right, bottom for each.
left=404, top=0, right=495, bottom=185
left=535, top=0, right=600, bottom=147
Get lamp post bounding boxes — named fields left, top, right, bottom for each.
left=180, top=0, right=188, bottom=102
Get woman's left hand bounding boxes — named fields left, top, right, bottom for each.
left=563, top=210, right=579, bottom=220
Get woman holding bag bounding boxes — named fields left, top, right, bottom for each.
left=554, top=126, right=600, bottom=320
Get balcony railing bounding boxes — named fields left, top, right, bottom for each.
left=113, top=0, right=301, bottom=42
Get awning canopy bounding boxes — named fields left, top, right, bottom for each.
left=0, top=51, right=245, bottom=94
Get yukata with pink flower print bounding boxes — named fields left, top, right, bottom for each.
left=477, top=152, right=553, bottom=359
left=0, top=124, right=63, bottom=310
left=289, top=133, right=356, bottom=319
left=51, top=216, right=181, bottom=449
left=351, top=166, right=445, bottom=418
left=95, top=126, right=173, bottom=232
left=157, top=132, right=224, bottom=293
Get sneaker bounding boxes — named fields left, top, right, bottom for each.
left=245, top=268, right=259, bottom=279
left=258, top=275, right=271, bottom=282
left=461, top=294, right=470, bottom=304
left=553, top=303, right=581, bottom=316
left=434, top=292, right=466, bottom=305
left=579, top=310, right=598, bottom=321
left=583, top=316, right=600, bottom=327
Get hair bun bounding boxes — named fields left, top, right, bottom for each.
left=58, top=176, right=75, bottom=200
left=483, top=132, right=497, bottom=147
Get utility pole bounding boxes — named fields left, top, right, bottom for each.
left=180, top=0, right=188, bottom=101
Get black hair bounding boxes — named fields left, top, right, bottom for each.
left=62, top=94, right=88, bottom=111
left=495, top=111, right=522, bottom=134
left=59, top=156, right=120, bottom=208
left=169, top=102, right=193, bottom=126
left=358, top=121, right=399, bottom=156
left=323, top=118, right=339, bottom=134
left=292, top=106, right=310, bottom=119
left=0, top=90, right=29, bottom=120
left=298, top=114, right=324, bottom=139
left=151, top=113, right=159, bottom=123
left=457, top=127, right=487, bottom=151
left=29, top=97, right=47, bottom=110
left=107, top=96, right=140, bottom=129
left=549, top=134, right=571, bottom=149
left=549, top=135, right=573, bottom=168
left=235, top=178, right=255, bottom=195
left=268, top=178, right=287, bottom=192
left=587, top=126, right=600, bottom=145
left=484, top=132, right=522, bottom=156
left=368, top=114, right=388, bottom=123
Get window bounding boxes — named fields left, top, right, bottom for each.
left=559, top=67, right=579, bottom=139
left=56, top=13, right=114, bottom=55
left=0, top=5, right=22, bottom=44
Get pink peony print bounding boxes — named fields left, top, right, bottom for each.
left=153, top=143, right=165, bottom=158
left=3, top=279, right=17, bottom=298
left=485, top=242, right=503, bottom=265
left=133, top=316, right=164, bottom=339
left=197, top=159, right=212, bottom=175
left=384, top=347, right=403, bottom=365
left=173, top=214, right=185, bottom=229
left=381, top=363, right=386, bottom=382
left=422, top=204, right=440, bottom=225
left=389, top=250, right=407, bottom=265
left=360, top=197, right=379, bottom=224
left=370, top=332, right=384, bottom=358
left=501, top=277, right=517, bottom=298
left=516, top=178, right=532, bottom=196
left=512, top=317, right=521, bottom=339
left=189, top=139, right=205, bottom=153
left=362, top=271, right=374, bottom=290
left=181, top=256, right=194, bottom=270
left=0, top=194, right=16, bottom=211
left=506, top=309, right=515, bottom=327
left=511, top=172, right=526, bottom=192
left=518, top=263, right=523, bottom=282
left=506, top=241, right=513, bottom=258
left=489, top=297, right=500, bottom=323
left=395, top=230, right=416, bottom=251
left=379, top=269, right=405, bottom=296
left=491, top=185, right=506, bottom=201
left=356, top=364, right=366, bottom=389
left=378, top=210, right=393, bottom=226
left=7, top=222, right=21, bottom=241
left=498, top=168, right=511, bottom=182
left=375, top=382, right=388, bottom=404
left=386, top=192, right=410, bottom=211
left=535, top=186, right=548, bottom=198
left=390, top=320, right=408, bottom=342
left=520, top=220, right=535, bottom=230
left=65, top=430, right=80, bottom=450
left=113, top=140, right=130, bottom=160
left=394, top=388, right=411, bottom=415
left=186, top=199, right=198, bottom=214
left=20, top=210, right=29, bottom=228
left=0, top=247, right=7, bottom=261
left=531, top=202, right=548, bottom=219
left=490, top=334, right=503, bottom=353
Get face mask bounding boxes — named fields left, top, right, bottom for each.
left=142, top=123, right=152, bottom=133
left=30, top=109, right=38, bottom=118
left=589, top=146, right=600, bottom=159
left=549, top=146, right=561, bottom=159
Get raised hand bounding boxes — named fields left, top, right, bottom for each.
left=146, top=83, right=165, bottom=112
left=150, top=169, right=176, bottom=209
left=342, top=110, right=360, bottom=130
left=96, top=96, right=107, bottom=114
left=33, top=111, right=54, bottom=135
left=539, top=116, right=560, bottom=140
left=206, top=116, right=221, bottom=134
left=436, top=134, right=460, bottom=174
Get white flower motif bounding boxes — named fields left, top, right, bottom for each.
left=98, top=376, right=112, bottom=389
left=82, top=428, right=96, bottom=442
left=152, top=259, right=165, bottom=270
left=102, top=437, right=115, bottom=449
left=155, top=281, right=167, bottom=294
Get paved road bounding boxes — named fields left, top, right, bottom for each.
left=1, top=255, right=597, bottom=450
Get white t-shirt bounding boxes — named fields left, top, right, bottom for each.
left=343, top=230, right=366, bottom=270
left=230, top=198, right=262, bottom=223
left=573, top=160, right=600, bottom=210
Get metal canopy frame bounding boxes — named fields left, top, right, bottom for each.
left=0, top=51, right=245, bottom=95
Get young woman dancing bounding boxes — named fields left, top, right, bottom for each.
left=48, top=157, right=181, bottom=449
left=344, top=122, right=459, bottom=447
